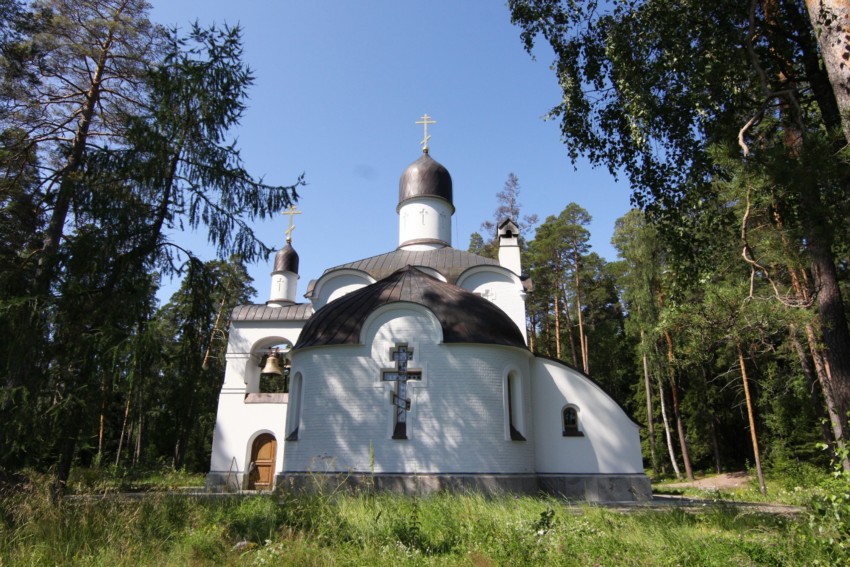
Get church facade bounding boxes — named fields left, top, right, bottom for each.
left=206, top=141, right=650, bottom=501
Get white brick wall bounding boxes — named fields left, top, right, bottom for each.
left=212, top=277, right=646, bottom=487
left=283, top=306, right=536, bottom=474
left=208, top=392, right=288, bottom=478
left=531, top=358, right=644, bottom=474
left=209, top=319, right=303, bottom=482
left=457, top=267, right=528, bottom=345
left=311, top=270, right=374, bottom=309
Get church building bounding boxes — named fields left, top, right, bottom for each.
left=206, top=119, right=650, bottom=501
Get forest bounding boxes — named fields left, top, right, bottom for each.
left=2, top=0, right=850, bottom=503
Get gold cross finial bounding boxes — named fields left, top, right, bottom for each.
left=282, top=205, right=301, bottom=243
left=416, top=113, right=436, bottom=154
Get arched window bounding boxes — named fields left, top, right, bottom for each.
left=285, top=372, right=303, bottom=441
left=562, top=405, right=584, bottom=437
left=507, top=371, right=526, bottom=441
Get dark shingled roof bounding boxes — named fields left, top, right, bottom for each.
left=232, top=303, right=312, bottom=322
left=273, top=243, right=299, bottom=274
left=398, top=153, right=453, bottom=208
left=294, top=266, right=527, bottom=350
left=322, top=247, right=501, bottom=285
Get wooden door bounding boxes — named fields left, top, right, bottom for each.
left=248, top=433, right=277, bottom=490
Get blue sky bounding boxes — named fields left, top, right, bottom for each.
left=149, top=1, right=633, bottom=303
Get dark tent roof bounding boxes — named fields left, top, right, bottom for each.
left=320, top=247, right=501, bottom=286
left=294, top=266, right=526, bottom=350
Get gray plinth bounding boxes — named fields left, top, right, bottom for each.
left=274, top=472, right=651, bottom=502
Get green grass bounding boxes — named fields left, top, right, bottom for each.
left=66, top=464, right=206, bottom=494
left=651, top=463, right=840, bottom=507
left=0, top=469, right=839, bottom=566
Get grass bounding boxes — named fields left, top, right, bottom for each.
left=0, top=467, right=843, bottom=565
left=67, top=464, right=206, bottom=494
left=651, top=462, right=839, bottom=506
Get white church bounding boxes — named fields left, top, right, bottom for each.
left=206, top=122, right=650, bottom=501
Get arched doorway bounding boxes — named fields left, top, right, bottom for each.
left=247, top=433, right=277, bottom=490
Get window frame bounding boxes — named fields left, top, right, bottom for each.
left=562, top=405, right=584, bottom=437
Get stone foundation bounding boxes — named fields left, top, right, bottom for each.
left=537, top=474, right=652, bottom=501
left=274, top=472, right=652, bottom=502
left=205, top=471, right=246, bottom=493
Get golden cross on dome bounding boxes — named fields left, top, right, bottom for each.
left=416, top=113, right=436, bottom=153
left=282, top=205, right=301, bottom=243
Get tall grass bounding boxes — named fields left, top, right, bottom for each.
left=0, top=470, right=835, bottom=565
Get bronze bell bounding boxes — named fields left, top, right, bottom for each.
left=260, top=353, right=283, bottom=376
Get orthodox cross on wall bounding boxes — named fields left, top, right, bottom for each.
left=381, top=343, right=422, bottom=439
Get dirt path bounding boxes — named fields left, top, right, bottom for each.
left=628, top=472, right=805, bottom=515
left=663, top=471, right=752, bottom=491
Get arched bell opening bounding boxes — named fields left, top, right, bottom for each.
left=257, top=343, right=292, bottom=393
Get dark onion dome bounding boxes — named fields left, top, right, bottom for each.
left=273, top=243, right=299, bottom=274
left=294, top=266, right=526, bottom=350
left=398, top=153, right=453, bottom=210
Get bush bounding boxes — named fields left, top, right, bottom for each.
left=806, top=443, right=850, bottom=564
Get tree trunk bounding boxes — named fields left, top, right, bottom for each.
left=641, top=331, right=659, bottom=476
left=659, top=380, right=681, bottom=479
left=793, top=179, right=850, bottom=470
left=709, top=417, right=722, bottom=475
left=563, top=286, right=579, bottom=368
left=133, top=413, right=143, bottom=467
left=37, top=26, right=118, bottom=294
left=789, top=325, right=834, bottom=446
left=780, top=216, right=845, bottom=460
left=765, top=0, right=850, bottom=469
left=738, top=343, right=767, bottom=495
left=809, top=245, right=850, bottom=468
left=97, top=369, right=111, bottom=461
left=573, top=250, right=589, bottom=373
left=203, top=284, right=230, bottom=370
left=116, top=387, right=132, bottom=467
left=553, top=287, right=562, bottom=360
left=51, top=403, right=83, bottom=503
left=665, top=331, right=694, bottom=481
left=670, top=379, right=694, bottom=482
left=805, top=0, right=850, bottom=144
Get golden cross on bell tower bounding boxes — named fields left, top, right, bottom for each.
left=281, top=205, right=301, bottom=243
left=416, top=113, right=436, bottom=154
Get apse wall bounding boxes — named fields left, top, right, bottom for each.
left=531, top=358, right=644, bottom=474
left=282, top=305, right=536, bottom=475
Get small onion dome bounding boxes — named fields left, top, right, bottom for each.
left=273, top=243, right=299, bottom=274
left=398, top=153, right=453, bottom=209
left=294, top=266, right=526, bottom=350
